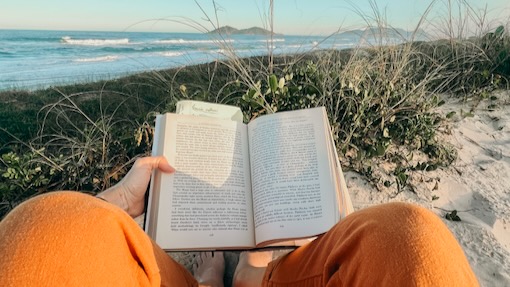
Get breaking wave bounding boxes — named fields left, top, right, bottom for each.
left=62, top=36, right=129, bottom=46
left=153, top=39, right=234, bottom=45
left=158, top=51, right=185, bottom=57
left=73, top=55, right=119, bottom=62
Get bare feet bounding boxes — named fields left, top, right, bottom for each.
left=193, top=252, right=225, bottom=287
left=233, top=251, right=273, bottom=287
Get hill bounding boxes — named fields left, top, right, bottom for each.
left=208, top=26, right=282, bottom=36
left=338, top=27, right=430, bottom=41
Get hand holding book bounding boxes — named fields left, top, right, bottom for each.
left=146, top=104, right=353, bottom=250
left=97, top=156, right=175, bottom=217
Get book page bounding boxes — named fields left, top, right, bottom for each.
left=152, top=114, right=254, bottom=250
left=175, top=100, right=244, bottom=122
left=247, top=107, right=338, bottom=246
left=325, top=121, right=354, bottom=219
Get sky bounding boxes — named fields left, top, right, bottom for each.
left=1, top=0, right=509, bottom=35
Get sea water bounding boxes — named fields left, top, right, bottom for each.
left=0, top=29, right=361, bottom=91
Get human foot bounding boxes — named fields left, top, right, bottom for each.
left=193, top=252, right=225, bottom=287
left=233, top=251, right=273, bottom=287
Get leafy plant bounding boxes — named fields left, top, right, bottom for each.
left=1, top=0, right=509, bottom=217
left=445, top=210, right=462, bottom=221
left=481, top=25, right=510, bottom=79
left=0, top=150, right=58, bottom=217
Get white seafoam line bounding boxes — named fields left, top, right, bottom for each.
left=73, top=55, right=120, bottom=62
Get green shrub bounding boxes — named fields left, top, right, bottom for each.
left=3, top=22, right=510, bottom=216
left=481, top=25, right=510, bottom=79
left=0, top=150, right=57, bottom=217
left=231, top=47, right=452, bottom=189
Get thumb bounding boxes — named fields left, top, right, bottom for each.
left=134, top=156, right=175, bottom=174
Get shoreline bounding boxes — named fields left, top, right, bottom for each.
left=0, top=29, right=364, bottom=92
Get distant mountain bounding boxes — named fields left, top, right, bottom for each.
left=207, top=25, right=427, bottom=40
left=208, top=26, right=282, bottom=36
left=209, top=26, right=239, bottom=35
left=338, top=27, right=430, bottom=41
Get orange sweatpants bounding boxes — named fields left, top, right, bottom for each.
left=0, top=192, right=478, bottom=286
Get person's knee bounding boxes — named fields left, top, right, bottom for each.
left=320, top=203, right=475, bottom=286
left=0, top=191, right=125, bottom=237
left=365, top=202, right=443, bottom=238
left=3, top=191, right=100, bottom=221
left=383, top=202, right=441, bottom=232
left=4, top=191, right=74, bottom=220
left=383, top=201, right=437, bottom=220
left=0, top=191, right=160, bottom=286
left=361, top=203, right=476, bottom=284
left=331, top=202, right=444, bottom=248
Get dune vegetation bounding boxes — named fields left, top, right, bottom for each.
left=0, top=0, right=509, bottom=219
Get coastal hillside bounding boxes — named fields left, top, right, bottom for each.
left=207, top=26, right=427, bottom=39
left=338, top=27, right=430, bottom=41
left=208, top=26, right=282, bottom=36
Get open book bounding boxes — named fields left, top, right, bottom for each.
left=145, top=106, right=353, bottom=250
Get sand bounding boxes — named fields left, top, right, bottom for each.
left=346, top=90, right=510, bottom=286
left=157, top=90, right=510, bottom=286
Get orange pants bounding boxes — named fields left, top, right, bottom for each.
left=0, top=192, right=478, bottom=286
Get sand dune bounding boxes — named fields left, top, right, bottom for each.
left=347, top=90, right=510, bottom=286
left=154, top=91, right=510, bottom=286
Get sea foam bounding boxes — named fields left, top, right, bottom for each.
left=62, top=36, right=129, bottom=46
left=73, top=55, right=119, bottom=62
left=154, top=39, right=234, bottom=45
left=159, top=51, right=185, bottom=57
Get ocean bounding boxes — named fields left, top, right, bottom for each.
left=0, top=29, right=361, bottom=91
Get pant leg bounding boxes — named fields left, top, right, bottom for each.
left=0, top=191, right=197, bottom=287
left=262, top=202, right=479, bottom=287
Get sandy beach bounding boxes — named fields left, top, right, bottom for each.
left=346, top=90, right=510, bottom=286
left=160, top=90, right=510, bottom=286
left=2, top=26, right=509, bottom=287
left=2, top=1, right=509, bottom=286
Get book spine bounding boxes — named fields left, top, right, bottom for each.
left=144, top=114, right=167, bottom=236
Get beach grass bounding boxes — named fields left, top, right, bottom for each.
left=1, top=1, right=509, bottom=218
